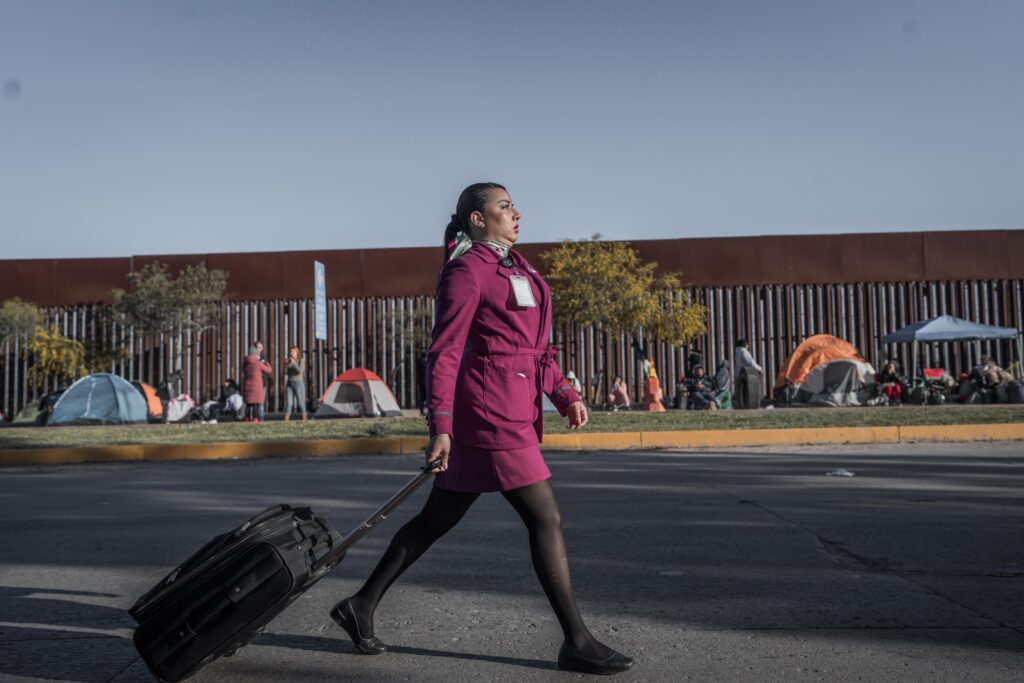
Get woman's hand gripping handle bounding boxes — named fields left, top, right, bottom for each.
left=425, top=434, right=451, bottom=472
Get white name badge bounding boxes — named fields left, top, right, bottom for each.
left=509, top=275, right=537, bottom=308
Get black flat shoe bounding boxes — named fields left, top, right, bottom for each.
left=557, top=641, right=634, bottom=675
left=330, top=598, right=387, bottom=654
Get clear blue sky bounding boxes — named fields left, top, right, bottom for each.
left=1, top=0, right=1022, bottom=259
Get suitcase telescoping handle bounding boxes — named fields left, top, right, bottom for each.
left=314, top=458, right=443, bottom=573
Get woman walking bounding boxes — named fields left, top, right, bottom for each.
left=330, top=183, right=633, bottom=675
left=283, top=346, right=308, bottom=422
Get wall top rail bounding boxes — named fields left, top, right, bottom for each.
left=2, top=229, right=1022, bottom=306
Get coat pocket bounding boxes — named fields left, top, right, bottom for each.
left=484, top=359, right=537, bottom=423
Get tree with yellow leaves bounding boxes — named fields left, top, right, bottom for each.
left=26, top=324, right=87, bottom=386
left=539, top=236, right=706, bottom=346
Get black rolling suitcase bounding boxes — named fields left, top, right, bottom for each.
left=129, top=460, right=438, bottom=683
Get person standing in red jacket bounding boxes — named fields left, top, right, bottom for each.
left=241, top=341, right=272, bottom=422
left=329, top=183, right=633, bottom=675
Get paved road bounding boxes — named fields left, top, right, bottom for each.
left=1, top=443, right=1022, bottom=682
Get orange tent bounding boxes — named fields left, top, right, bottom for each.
left=134, top=381, right=164, bottom=419
left=774, top=334, right=864, bottom=389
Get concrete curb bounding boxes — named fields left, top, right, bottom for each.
left=2, top=422, right=1023, bottom=466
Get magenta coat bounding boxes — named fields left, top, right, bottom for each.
left=426, top=243, right=581, bottom=450
left=241, top=354, right=272, bottom=404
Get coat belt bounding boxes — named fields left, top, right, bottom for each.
left=468, top=344, right=558, bottom=363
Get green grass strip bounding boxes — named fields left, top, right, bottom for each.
left=1, top=405, right=1022, bottom=451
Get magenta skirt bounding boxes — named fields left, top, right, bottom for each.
left=433, top=442, right=551, bottom=493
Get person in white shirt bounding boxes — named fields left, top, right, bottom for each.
left=733, top=339, right=763, bottom=409
left=565, top=370, right=583, bottom=396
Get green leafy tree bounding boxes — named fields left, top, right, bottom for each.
left=0, top=298, right=43, bottom=346
left=111, top=262, right=229, bottom=382
left=81, top=305, right=131, bottom=374
left=26, top=324, right=87, bottom=385
left=539, top=236, right=707, bottom=346
left=111, top=262, right=228, bottom=338
left=111, top=262, right=229, bottom=372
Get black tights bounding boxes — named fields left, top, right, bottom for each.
left=346, top=480, right=611, bottom=658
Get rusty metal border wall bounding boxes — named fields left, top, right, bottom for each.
left=3, top=279, right=1021, bottom=417
left=3, top=230, right=1024, bottom=304
left=3, top=230, right=1023, bottom=416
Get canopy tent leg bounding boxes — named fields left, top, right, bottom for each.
left=1017, top=334, right=1024, bottom=379
left=912, top=340, right=918, bottom=384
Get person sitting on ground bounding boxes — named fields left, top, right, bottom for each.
left=205, top=377, right=243, bottom=420
left=684, top=365, right=716, bottom=410
left=606, top=376, right=631, bottom=410
left=975, top=356, right=1014, bottom=387
left=877, top=361, right=908, bottom=405
left=974, top=355, right=1014, bottom=402
left=711, top=359, right=732, bottom=409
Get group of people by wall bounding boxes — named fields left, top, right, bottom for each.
left=600, top=339, right=764, bottom=412
left=213, top=338, right=1020, bottom=420
left=874, top=354, right=1022, bottom=406
left=213, top=342, right=310, bottom=422
left=598, top=340, right=1023, bottom=411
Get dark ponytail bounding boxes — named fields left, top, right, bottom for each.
left=443, top=213, right=464, bottom=260
left=442, top=182, right=506, bottom=261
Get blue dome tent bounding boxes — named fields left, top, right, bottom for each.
left=48, top=373, right=149, bottom=425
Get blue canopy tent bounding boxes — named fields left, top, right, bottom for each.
left=882, top=314, right=1022, bottom=381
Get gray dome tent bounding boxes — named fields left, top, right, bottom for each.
left=49, top=373, right=149, bottom=425
left=315, top=368, right=402, bottom=418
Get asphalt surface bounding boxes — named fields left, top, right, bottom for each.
left=0, top=443, right=1022, bottom=683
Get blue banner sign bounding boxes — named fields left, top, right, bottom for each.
left=314, top=261, right=327, bottom=341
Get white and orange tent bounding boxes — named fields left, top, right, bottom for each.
left=316, top=368, right=402, bottom=418
left=774, top=335, right=875, bottom=406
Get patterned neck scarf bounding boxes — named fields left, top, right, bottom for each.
left=476, top=239, right=509, bottom=258
left=447, top=233, right=510, bottom=261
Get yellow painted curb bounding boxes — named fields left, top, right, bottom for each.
left=640, top=426, right=901, bottom=449
left=0, top=444, right=147, bottom=465
left=2, top=423, right=1022, bottom=466
left=898, top=423, right=1024, bottom=442
left=400, top=437, right=430, bottom=454
left=545, top=432, right=644, bottom=450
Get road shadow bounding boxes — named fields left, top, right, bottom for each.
left=0, top=586, right=137, bottom=682
left=256, top=632, right=555, bottom=670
